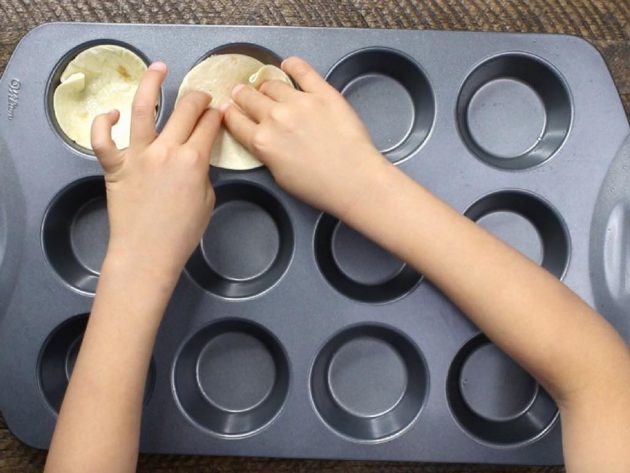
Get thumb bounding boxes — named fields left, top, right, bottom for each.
left=91, top=110, right=123, bottom=172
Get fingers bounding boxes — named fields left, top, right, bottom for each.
left=130, top=62, right=167, bottom=148
left=258, top=80, right=298, bottom=102
left=221, top=103, right=257, bottom=153
left=231, top=84, right=275, bottom=122
left=186, top=108, right=222, bottom=164
left=91, top=110, right=122, bottom=171
left=282, top=57, right=332, bottom=94
left=161, top=91, right=213, bottom=144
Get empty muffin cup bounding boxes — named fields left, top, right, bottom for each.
left=38, top=314, right=155, bottom=412
left=447, top=334, right=558, bottom=446
left=311, top=324, right=428, bottom=442
left=314, top=214, right=420, bottom=303
left=186, top=182, right=293, bottom=298
left=42, top=177, right=109, bottom=294
left=173, top=319, right=290, bottom=437
left=457, top=53, right=571, bottom=170
left=326, top=48, right=435, bottom=163
left=465, top=191, right=569, bottom=279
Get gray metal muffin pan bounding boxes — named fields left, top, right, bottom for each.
left=0, top=23, right=629, bottom=465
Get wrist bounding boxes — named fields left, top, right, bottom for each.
left=101, top=246, right=182, bottom=295
left=104, top=240, right=185, bottom=282
left=91, top=249, right=181, bottom=329
left=337, top=151, right=401, bottom=223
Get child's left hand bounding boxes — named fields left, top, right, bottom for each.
left=91, top=62, right=222, bottom=279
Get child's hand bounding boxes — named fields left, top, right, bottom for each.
left=91, top=62, right=221, bottom=278
left=222, top=57, right=387, bottom=219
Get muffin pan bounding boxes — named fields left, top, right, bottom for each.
left=0, top=23, right=629, bottom=465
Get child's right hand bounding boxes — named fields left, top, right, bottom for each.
left=222, top=57, right=388, bottom=219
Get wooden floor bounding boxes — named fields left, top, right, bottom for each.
left=0, top=1, right=628, bottom=471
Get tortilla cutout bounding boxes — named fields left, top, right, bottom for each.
left=53, top=44, right=147, bottom=150
left=177, top=54, right=293, bottom=170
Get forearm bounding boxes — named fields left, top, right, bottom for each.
left=342, top=158, right=630, bottom=403
left=44, top=251, right=178, bottom=473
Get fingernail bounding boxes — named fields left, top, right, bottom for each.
left=232, top=83, right=244, bottom=96
left=149, top=61, right=168, bottom=72
left=219, top=101, right=231, bottom=113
